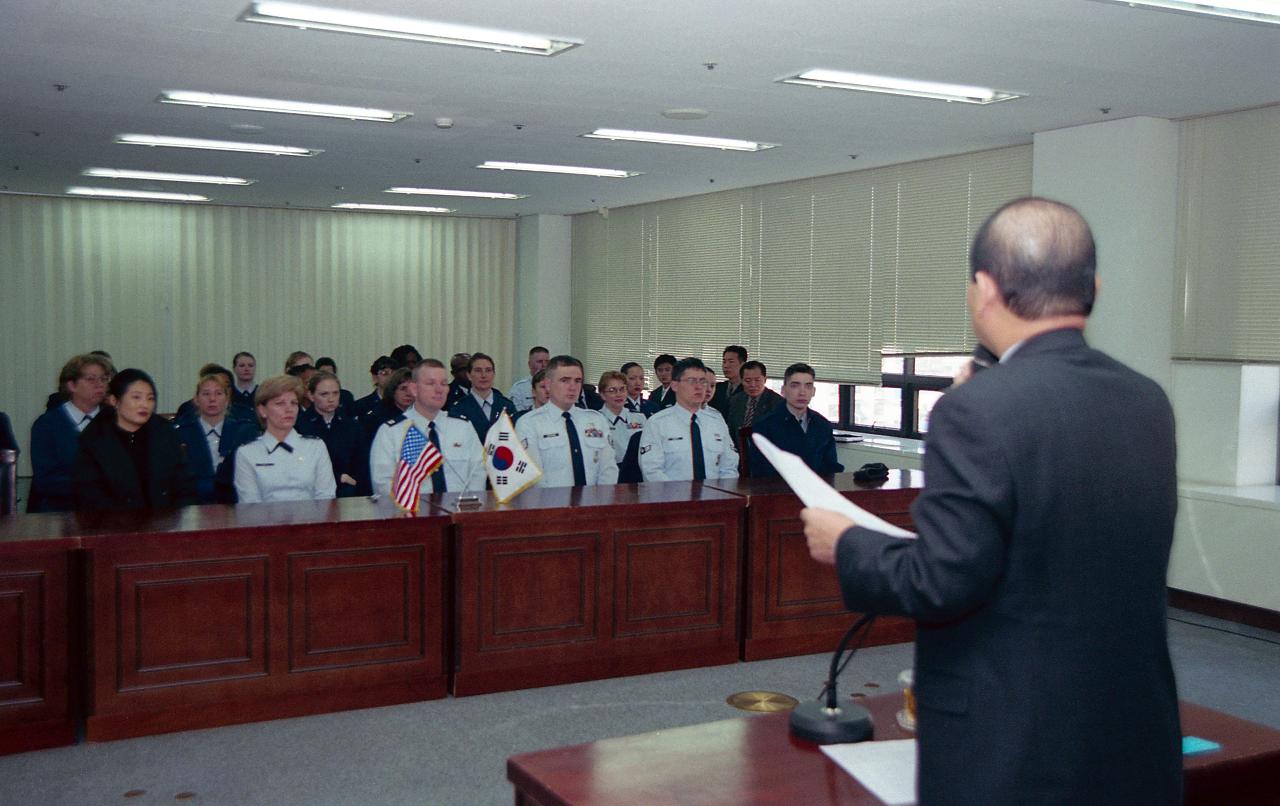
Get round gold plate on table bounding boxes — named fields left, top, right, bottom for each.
left=725, top=690, right=800, bottom=713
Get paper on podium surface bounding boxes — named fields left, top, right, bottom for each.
left=821, top=739, right=918, bottom=805
left=752, top=433, right=915, bottom=538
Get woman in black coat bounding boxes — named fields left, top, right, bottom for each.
left=74, top=368, right=196, bottom=511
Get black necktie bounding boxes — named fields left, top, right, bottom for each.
left=269, top=441, right=293, bottom=454
left=690, top=414, right=706, bottom=481
left=80, top=415, right=92, bottom=427
left=428, top=422, right=446, bottom=493
left=564, top=411, right=587, bottom=486
left=207, top=428, right=219, bottom=439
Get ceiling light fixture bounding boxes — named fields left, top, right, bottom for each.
left=158, top=90, right=410, bottom=122
left=476, top=161, right=640, bottom=178
left=777, top=69, right=1021, bottom=104
left=67, top=187, right=210, bottom=202
left=385, top=187, right=527, bottom=199
left=582, top=128, right=776, bottom=151
left=333, top=202, right=455, bottom=213
left=1088, top=0, right=1280, bottom=25
left=82, top=168, right=256, bottom=185
left=115, top=134, right=322, bottom=156
left=238, top=2, right=582, bottom=55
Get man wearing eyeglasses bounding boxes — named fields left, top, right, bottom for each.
left=28, top=353, right=112, bottom=512
left=637, top=357, right=739, bottom=481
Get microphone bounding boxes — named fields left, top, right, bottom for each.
left=789, top=613, right=877, bottom=744
left=971, top=343, right=998, bottom=373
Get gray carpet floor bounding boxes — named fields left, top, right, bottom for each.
left=1, top=609, right=1277, bottom=806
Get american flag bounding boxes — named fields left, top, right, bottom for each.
left=393, top=424, right=443, bottom=513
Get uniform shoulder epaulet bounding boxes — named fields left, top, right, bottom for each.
left=384, top=413, right=406, bottom=427
left=300, top=433, right=322, bottom=440
left=449, top=410, right=469, bottom=421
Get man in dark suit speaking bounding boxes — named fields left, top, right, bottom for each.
left=803, top=198, right=1181, bottom=805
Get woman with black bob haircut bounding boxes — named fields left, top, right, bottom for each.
left=74, top=368, right=196, bottom=511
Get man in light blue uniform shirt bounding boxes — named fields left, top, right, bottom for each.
left=508, top=346, right=550, bottom=413
left=516, top=355, right=617, bottom=487
left=638, top=357, right=738, bottom=481
left=370, top=359, right=485, bottom=495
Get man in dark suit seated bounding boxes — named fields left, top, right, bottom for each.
left=447, top=352, right=516, bottom=443
left=709, top=344, right=747, bottom=417
left=727, top=360, right=783, bottom=434
left=644, top=353, right=677, bottom=414
left=747, top=362, right=841, bottom=477
left=801, top=198, right=1182, bottom=805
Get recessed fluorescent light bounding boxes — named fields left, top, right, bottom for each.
left=476, top=161, right=640, bottom=178
left=82, top=168, right=256, bottom=185
left=67, top=187, right=210, bottom=202
left=158, top=90, right=410, bottom=122
left=332, top=203, right=455, bottom=213
left=115, top=134, right=322, bottom=156
left=239, top=2, right=582, bottom=56
left=582, top=129, right=777, bottom=152
left=1088, top=0, right=1280, bottom=25
left=385, top=187, right=527, bottom=200
left=777, top=69, right=1021, bottom=104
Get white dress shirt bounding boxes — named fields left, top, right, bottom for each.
left=62, top=401, right=99, bottom=432
left=637, top=404, right=738, bottom=481
left=234, top=429, right=335, bottom=503
left=369, top=410, right=485, bottom=495
left=515, top=403, right=619, bottom=487
left=601, top=407, right=646, bottom=463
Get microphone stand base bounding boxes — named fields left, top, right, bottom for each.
left=789, top=700, right=874, bottom=744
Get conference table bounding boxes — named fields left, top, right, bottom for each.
left=0, top=473, right=920, bottom=752
left=507, top=693, right=1280, bottom=805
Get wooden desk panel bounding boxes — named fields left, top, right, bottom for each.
left=79, top=498, right=450, bottom=740
left=707, top=472, right=923, bottom=661
left=438, top=483, right=745, bottom=696
left=0, top=531, right=79, bottom=755
left=509, top=694, right=1280, bottom=805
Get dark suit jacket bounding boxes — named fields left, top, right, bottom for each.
left=833, top=329, right=1181, bottom=804
left=645, top=385, right=675, bottom=414
left=28, top=405, right=85, bottom=512
left=174, top=416, right=259, bottom=504
left=448, top=389, right=517, bottom=444
left=727, top=388, right=783, bottom=433
left=708, top=380, right=742, bottom=417
left=747, top=405, right=842, bottom=478
left=576, top=385, right=604, bottom=411
left=296, top=409, right=369, bottom=497
left=74, top=414, right=197, bottom=511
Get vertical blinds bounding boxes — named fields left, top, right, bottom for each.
left=572, top=144, right=1032, bottom=383
left=1175, top=104, right=1280, bottom=362
left=0, top=196, right=515, bottom=473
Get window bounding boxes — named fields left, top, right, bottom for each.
left=842, top=353, right=965, bottom=438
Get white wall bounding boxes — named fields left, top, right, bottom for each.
left=514, top=214, right=573, bottom=376
left=1032, top=116, right=1180, bottom=391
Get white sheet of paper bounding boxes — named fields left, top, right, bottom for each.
left=752, top=433, right=916, bottom=538
left=821, top=739, right=918, bottom=805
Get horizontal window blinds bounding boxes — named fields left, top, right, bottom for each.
left=0, top=196, right=515, bottom=474
left=1175, top=104, right=1280, bottom=362
left=572, top=144, right=1031, bottom=384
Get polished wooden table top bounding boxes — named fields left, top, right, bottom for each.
left=705, top=469, right=924, bottom=499
left=429, top=480, right=747, bottom=517
left=509, top=694, right=1280, bottom=805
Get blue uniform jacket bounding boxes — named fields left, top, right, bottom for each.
left=296, top=408, right=370, bottom=497
left=173, top=415, right=260, bottom=504
left=27, top=406, right=83, bottom=512
left=448, top=389, right=517, bottom=444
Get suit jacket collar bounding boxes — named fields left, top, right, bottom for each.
left=1001, top=327, right=1087, bottom=363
